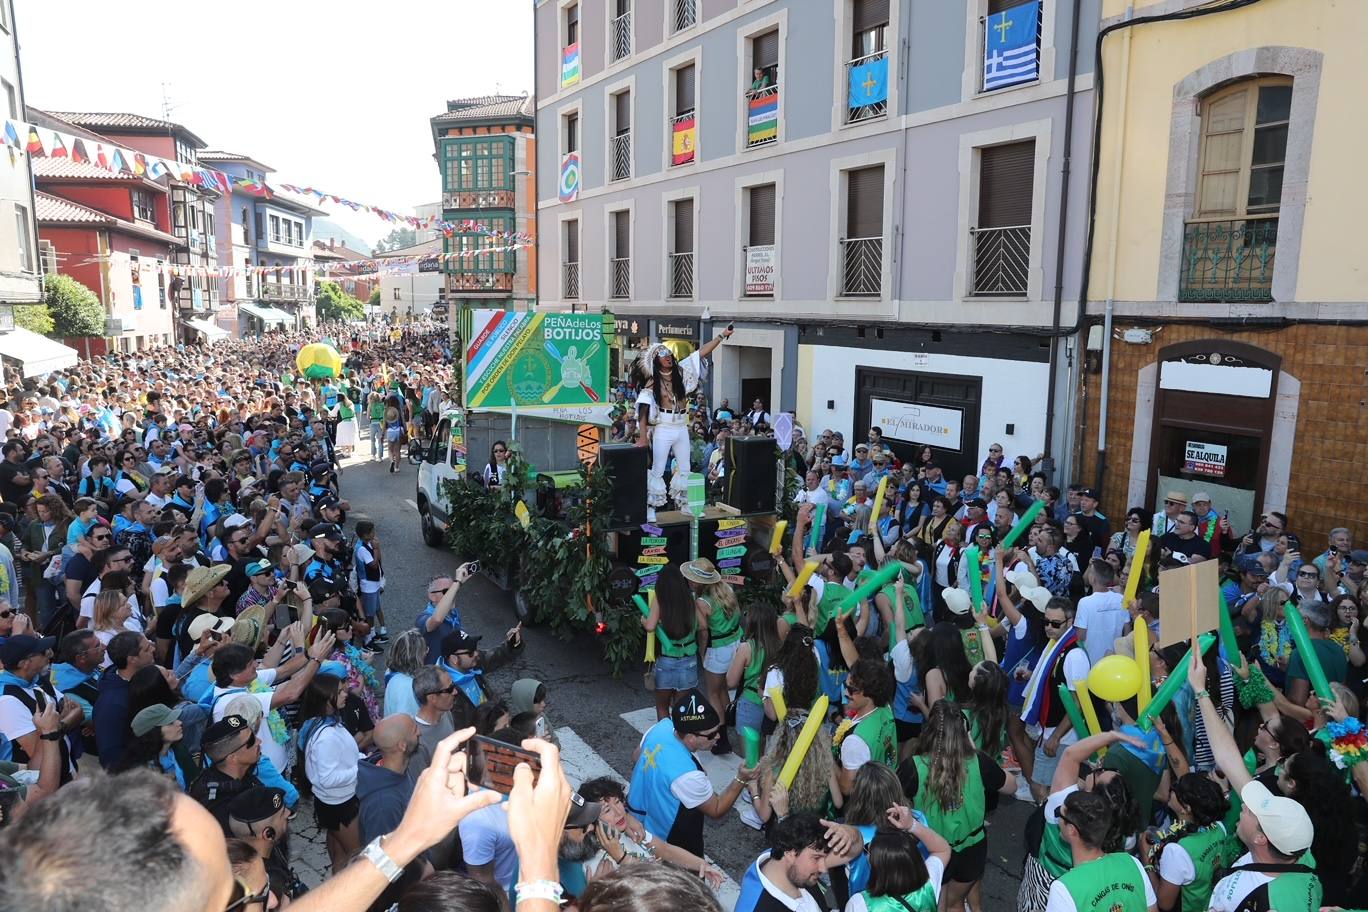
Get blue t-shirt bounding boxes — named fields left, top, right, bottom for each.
left=415, top=603, right=462, bottom=664
left=458, top=796, right=518, bottom=891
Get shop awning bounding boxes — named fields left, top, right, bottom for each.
left=239, top=302, right=293, bottom=325
left=0, top=327, right=79, bottom=378
left=185, top=317, right=229, bottom=340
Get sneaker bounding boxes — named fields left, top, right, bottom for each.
left=371, top=632, right=390, bottom=645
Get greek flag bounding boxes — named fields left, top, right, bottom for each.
left=983, top=0, right=1040, bottom=91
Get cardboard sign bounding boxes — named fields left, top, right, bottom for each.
left=1158, top=560, right=1221, bottom=647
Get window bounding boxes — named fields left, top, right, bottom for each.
left=970, top=141, right=1034, bottom=296
left=283, top=221, right=293, bottom=245
left=563, top=219, right=580, bottom=300
left=672, top=0, right=697, bottom=33
left=669, top=199, right=694, bottom=299
left=442, top=138, right=515, bottom=193
left=670, top=64, right=697, bottom=166
left=205, top=212, right=215, bottom=239
left=173, top=201, right=187, bottom=230
left=444, top=215, right=516, bottom=275
left=744, top=184, right=777, bottom=298
left=610, top=210, right=630, bottom=299
left=393, top=287, right=402, bottom=301
left=610, top=91, right=631, bottom=181
left=747, top=31, right=781, bottom=148
left=132, top=189, right=155, bottom=222
left=15, top=205, right=32, bottom=273
left=190, top=206, right=200, bottom=231
left=566, top=3, right=578, bottom=45
left=256, top=212, right=265, bottom=240
left=611, top=0, right=632, bottom=62
left=1, top=78, right=14, bottom=120
left=841, top=166, right=884, bottom=296
left=847, top=0, right=890, bottom=123
left=38, top=239, right=56, bottom=276
left=1180, top=78, right=1290, bottom=303
left=565, top=113, right=579, bottom=154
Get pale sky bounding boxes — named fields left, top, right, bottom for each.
left=14, top=0, right=534, bottom=247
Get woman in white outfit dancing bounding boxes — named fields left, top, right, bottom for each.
left=635, top=326, right=734, bottom=519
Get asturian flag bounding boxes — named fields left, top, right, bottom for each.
left=983, top=0, right=1040, bottom=91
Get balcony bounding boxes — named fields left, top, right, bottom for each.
left=672, top=0, right=696, bottom=32
left=668, top=252, right=694, bottom=299
left=443, top=189, right=516, bottom=210
left=261, top=283, right=311, bottom=303
left=839, top=237, right=883, bottom=296
left=1179, top=217, right=1277, bottom=303
left=610, top=257, right=631, bottom=299
left=746, top=85, right=779, bottom=148
left=563, top=262, right=580, bottom=300
left=448, top=272, right=514, bottom=293
left=968, top=225, right=1030, bottom=297
left=610, top=10, right=632, bottom=62
left=845, top=50, right=888, bottom=124
left=610, top=133, right=632, bottom=182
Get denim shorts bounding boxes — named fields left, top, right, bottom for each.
left=735, top=695, right=765, bottom=735
left=359, top=590, right=382, bottom=618
left=703, top=641, right=739, bottom=675
left=653, top=654, right=699, bottom=692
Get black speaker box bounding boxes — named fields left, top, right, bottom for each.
left=598, top=443, right=649, bottom=530
left=723, top=435, right=778, bottom=514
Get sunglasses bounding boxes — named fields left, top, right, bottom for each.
left=1297, top=571, right=1319, bottom=579
left=429, top=587, right=451, bottom=597
left=224, top=876, right=271, bottom=912
left=1044, top=617, right=1067, bottom=628
left=232, top=731, right=258, bottom=754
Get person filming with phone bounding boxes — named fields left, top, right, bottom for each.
left=415, top=561, right=478, bottom=663
left=437, top=623, right=525, bottom=732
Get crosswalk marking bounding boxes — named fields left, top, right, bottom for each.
left=554, top=716, right=742, bottom=911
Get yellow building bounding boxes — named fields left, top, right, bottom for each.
left=1075, top=0, right=1367, bottom=545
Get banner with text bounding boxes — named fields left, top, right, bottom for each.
left=465, top=310, right=608, bottom=410
left=870, top=397, right=964, bottom=451
left=744, top=246, right=776, bottom=295
left=1183, top=441, right=1227, bottom=478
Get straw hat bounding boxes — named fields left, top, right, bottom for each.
left=680, top=559, right=722, bottom=586
left=182, top=564, right=232, bottom=608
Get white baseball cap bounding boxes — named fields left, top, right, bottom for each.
left=1240, top=781, right=1313, bottom=855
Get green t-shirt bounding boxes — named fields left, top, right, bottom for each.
left=1057, top=853, right=1151, bottom=912
left=1286, top=636, right=1347, bottom=685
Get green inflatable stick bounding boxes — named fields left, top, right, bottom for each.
left=964, top=544, right=984, bottom=612
left=1138, top=633, right=1216, bottom=731
left=1283, top=600, right=1334, bottom=704
left=837, top=561, right=902, bottom=615
left=633, top=594, right=650, bottom=618
left=809, top=504, right=827, bottom=553
left=1057, top=683, right=1091, bottom=740
left=1001, top=499, right=1045, bottom=549
left=742, top=726, right=762, bottom=767
left=1217, top=592, right=1246, bottom=671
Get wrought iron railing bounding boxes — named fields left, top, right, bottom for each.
left=840, top=237, right=883, bottom=296
left=969, top=224, right=1031, bottom=296
left=610, top=132, right=632, bottom=181
left=261, top=283, right=310, bottom=302
left=610, top=257, right=631, bottom=299
left=611, top=10, right=632, bottom=61
left=669, top=252, right=694, bottom=298
left=1179, top=216, right=1277, bottom=302
left=746, top=84, right=779, bottom=147
left=673, top=0, right=696, bottom=32
left=845, top=50, right=888, bottom=124
left=563, top=262, right=580, bottom=300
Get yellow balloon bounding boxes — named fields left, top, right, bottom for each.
left=1087, top=654, right=1142, bottom=703
left=295, top=342, right=343, bottom=379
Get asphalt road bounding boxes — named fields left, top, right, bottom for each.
left=290, top=435, right=1032, bottom=907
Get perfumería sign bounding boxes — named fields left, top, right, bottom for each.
left=1183, top=441, right=1227, bottom=478
left=870, top=397, right=964, bottom=450
left=654, top=320, right=698, bottom=341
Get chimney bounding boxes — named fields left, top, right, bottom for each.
left=329, top=238, right=336, bottom=250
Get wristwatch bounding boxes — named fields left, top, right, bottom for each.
left=360, top=835, right=403, bottom=882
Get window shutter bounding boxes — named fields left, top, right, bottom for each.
left=615, top=91, right=631, bottom=132
left=846, top=166, right=885, bottom=238
left=566, top=220, right=579, bottom=262
left=753, top=31, right=779, bottom=70
left=988, top=0, right=1028, bottom=13
left=748, top=184, right=776, bottom=246
left=853, top=0, right=890, bottom=32
left=977, top=141, right=1034, bottom=228
left=1196, top=88, right=1249, bottom=218
left=673, top=199, right=694, bottom=253
left=676, top=65, right=695, bottom=114
left=566, top=113, right=579, bottom=153
left=613, top=211, right=630, bottom=258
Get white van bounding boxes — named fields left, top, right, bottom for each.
left=415, top=410, right=467, bottom=547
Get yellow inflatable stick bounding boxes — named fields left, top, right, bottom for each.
left=1123, top=530, right=1150, bottom=604
left=1075, top=680, right=1106, bottom=757
left=777, top=695, right=829, bottom=789
left=868, top=476, right=890, bottom=537
left=766, top=686, right=787, bottom=722
left=769, top=520, right=788, bottom=556
left=786, top=560, right=820, bottom=599
left=1133, top=614, right=1152, bottom=713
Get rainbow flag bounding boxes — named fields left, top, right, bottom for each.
left=747, top=90, right=779, bottom=144
left=561, top=42, right=581, bottom=88
left=671, top=116, right=697, bottom=165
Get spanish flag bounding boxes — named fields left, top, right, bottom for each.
left=671, top=115, right=697, bottom=166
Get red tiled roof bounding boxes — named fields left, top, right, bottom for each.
left=35, top=191, right=107, bottom=224
left=432, top=94, right=533, bottom=124
left=45, top=111, right=207, bottom=148
left=33, top=156, right=144, bottom=181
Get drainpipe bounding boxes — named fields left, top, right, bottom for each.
left=1094, top=7, right=1134, bottom=493
left=1043, top=0, right=1084, bottom=479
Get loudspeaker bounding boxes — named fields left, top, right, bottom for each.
left=723, top=435, right=777, bottom=514
left=598, top=443, right=649, bottom=530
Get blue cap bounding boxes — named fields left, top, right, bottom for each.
left=831, top=454, right=848, bottom=468
left=318, top=661, right=348, bottom=679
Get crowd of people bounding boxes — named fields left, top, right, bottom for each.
left=0, top=319, right=1364, bottom=912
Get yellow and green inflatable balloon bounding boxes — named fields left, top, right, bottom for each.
left=296, top=342, right=342, bottom=379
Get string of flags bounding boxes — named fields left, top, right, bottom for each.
left=60, top=246, right=525, bottom=283
left=5, top=118, right=535, bottom=246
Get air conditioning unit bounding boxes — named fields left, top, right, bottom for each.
left=106, top=317, right=132, bottom=335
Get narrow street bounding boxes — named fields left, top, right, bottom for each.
left=287, top=434, right=1034, bottom=909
